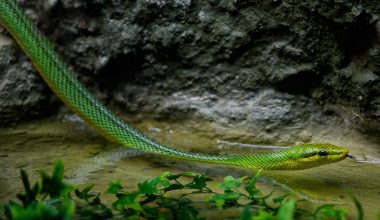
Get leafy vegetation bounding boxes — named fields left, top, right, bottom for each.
left=0, top=161, right=373, bottom=220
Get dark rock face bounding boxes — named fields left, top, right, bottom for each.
left=0, top=36, right=53, bottom=125
left=0, top=0, right=379, bottom=136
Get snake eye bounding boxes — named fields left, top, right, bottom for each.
left=318, top=150, right=328, bottom=156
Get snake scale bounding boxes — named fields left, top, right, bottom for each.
left=0, top=0, right=349, bottom=170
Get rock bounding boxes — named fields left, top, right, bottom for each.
left=0, top=0, right=378, bottom=137
left=0, top=41, right=54, bottom=126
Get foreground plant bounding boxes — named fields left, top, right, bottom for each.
left=1, top=161, right=75, bottom=220
left=0, top=161, right=371, bottom=220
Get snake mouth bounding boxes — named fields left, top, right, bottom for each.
left=339, top=148, right=349, bottom=160
left=347, top=154, right=355, bottom=159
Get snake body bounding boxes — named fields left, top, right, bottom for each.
left=0, top=0, right=349, bottom=170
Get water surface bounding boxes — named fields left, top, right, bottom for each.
left=0, top=116, right=379, bottom=219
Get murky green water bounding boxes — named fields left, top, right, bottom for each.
left=0, top=116, right=379, bottom=219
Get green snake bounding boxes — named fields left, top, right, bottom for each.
left=0, top=0, right=349, bottom=170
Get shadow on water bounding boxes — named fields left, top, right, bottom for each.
left=0, top=116, right=379, bottom=218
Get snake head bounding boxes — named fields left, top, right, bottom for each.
left=286, top=143, right=349, bottom=170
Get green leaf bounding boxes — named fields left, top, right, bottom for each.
left=349, top=190, right=363, bottom=220
left=58, top=199, right=76, bottom=219
left=9, top=202, right=53, bottom=220
left=53, top=160, right=65, bottom=183
left=82, top=184, right=95, bottom=195
left=208, top=194, right=226, bottom=209
left=272, top=193, right=290, bottom=204
left=8, top=199, right=75, bottom=220
left=40, top=161, right=73, bottom=198
left=207, top=192, right=240, bottom=209
left=17, top=169, right=40, bottom=207
left=107, top=180, right=123, bottom=194
left=319, top=206, right=348, bottom=220
left=138, top=180, right=159, bottom=194
left=240, top=206, right=252, bottom=220
left=185, top=174, right=213, bottom=191
left=245, top=170, right=262, bottom=198
left=138, top=172, right=171, bottom=195
left=89, top=194, right=102, bottom=206
left=75, top=184, right=95, bottom=200
left=113, top=192, right=144, bottom=213
left=314, top=204, right=335, bottom=214
left=166, top=173, right=183, bottom=180
left=74, top=184, right=104, bottom=207
left=276, top=199, right=296, bottom=220
left=163, top=183, right=184, bottom=192
left=313, top=204, right=338, bottom=218
left=253, top=208, right=276, bottom=220
left=218, top=176, right=247, bottom=191
left=250, top=170, right=262, bottom=187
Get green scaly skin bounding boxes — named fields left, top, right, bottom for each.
left=0, top=0, right=349, bottom=170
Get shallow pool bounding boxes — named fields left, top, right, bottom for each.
left=0, top=116, right=379, bottom=219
